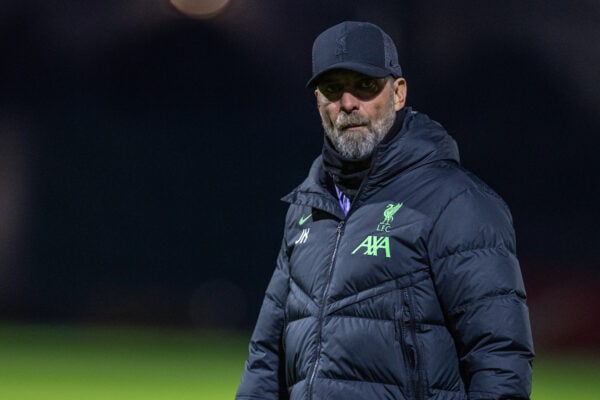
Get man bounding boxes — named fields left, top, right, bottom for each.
left=236, top=21, right=534, bottom=400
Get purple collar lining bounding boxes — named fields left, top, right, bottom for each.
left=335, top=185, right=351, bottom=216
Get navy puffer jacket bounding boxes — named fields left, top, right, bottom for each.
left=236, top=109, right=534, bottom=400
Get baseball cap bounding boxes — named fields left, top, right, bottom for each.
left=307, top=21, right=403, bottom=88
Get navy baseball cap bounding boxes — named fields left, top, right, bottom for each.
left=307, top=21, right=403, bottom=88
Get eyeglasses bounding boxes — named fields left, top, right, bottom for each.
left=317, top=76, right=388, bottom=101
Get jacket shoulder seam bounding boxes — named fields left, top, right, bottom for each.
left=425, top=187, right=470, bottom=245
left=426, top=184, right=507, bottom=246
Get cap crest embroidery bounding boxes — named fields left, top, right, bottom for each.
left=335, top=35, right=347, bottom=58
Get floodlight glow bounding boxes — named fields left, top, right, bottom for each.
left=170, top=0, right=230, bottom=19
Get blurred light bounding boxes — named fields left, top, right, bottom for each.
left=0, top=116, right=32, bottom=310
left=170, top=0, right=231, bottom=19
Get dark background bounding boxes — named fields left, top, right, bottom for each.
left=0, top=0, right=598, bottom=351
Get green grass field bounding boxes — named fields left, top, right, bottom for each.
left=1, top=324, right=598, bottom=399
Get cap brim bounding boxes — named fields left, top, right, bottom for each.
left=306, top=62, right=391, bottom=88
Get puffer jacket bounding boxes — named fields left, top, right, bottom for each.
left=236, top=109, right=534, bottom=400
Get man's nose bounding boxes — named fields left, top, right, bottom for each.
left=339, top=91, right=360, bottom=112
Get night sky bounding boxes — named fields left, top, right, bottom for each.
left=1, top=0, right=598, bottom=342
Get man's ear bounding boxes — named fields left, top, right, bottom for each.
left=393, top=78, right=407, bottom=111
left=315, top=88, right=326, bottom=108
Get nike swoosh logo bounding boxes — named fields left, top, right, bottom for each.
left=299, top=213, right=312, bottom=225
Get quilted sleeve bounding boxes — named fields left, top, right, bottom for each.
left=428, top=188, right=534, bottom=400
left=236, top=239, right=290, bottom=400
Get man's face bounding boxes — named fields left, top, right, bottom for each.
left=315, top=70, right=407, bottom=159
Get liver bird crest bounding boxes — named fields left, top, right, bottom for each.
left=382, top=203, right=403, bottom=225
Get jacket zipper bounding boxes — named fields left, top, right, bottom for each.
left=306, top=220, right=345, bottom=400
left=403, top=288, right=424, bottom=400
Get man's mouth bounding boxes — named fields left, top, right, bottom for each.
left=335, top=113, right=370, bottom=131
left=339, top=123, right=367, bottom=130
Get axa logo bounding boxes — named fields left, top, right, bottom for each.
left=295, top=228, right=310, bottom=245
left=377, top=203, right=403, bottom=232
left=352, top=235, right=391, bottom=258
left=352, top=202, right=403, bottom=258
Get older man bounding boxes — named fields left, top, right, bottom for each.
left=236, top=21, right=534, bottom=400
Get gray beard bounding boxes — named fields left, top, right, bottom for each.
left=321, top=95, right=396, bottom=159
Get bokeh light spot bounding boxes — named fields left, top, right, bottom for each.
left=170, top=0, right=231, bottom=19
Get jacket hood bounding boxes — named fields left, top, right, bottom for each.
left=367, top=108, right=460, bottom=185
left=282, top=108, right=460, bottom=215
